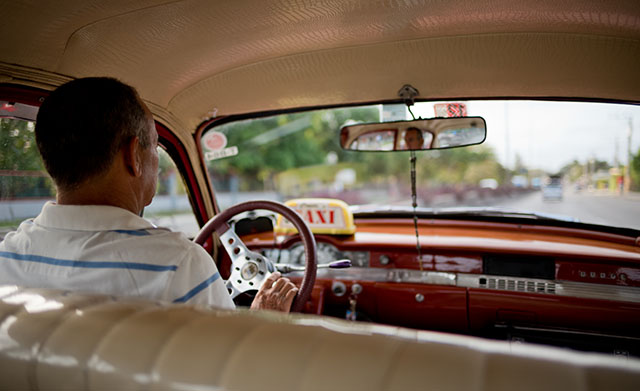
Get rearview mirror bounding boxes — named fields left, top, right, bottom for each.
left=340, top=117, right=486, bottom=151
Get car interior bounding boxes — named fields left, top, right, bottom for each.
left=1, top=1, right=640, bottom=390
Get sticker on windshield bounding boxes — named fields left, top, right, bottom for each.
left=203, top=131, right=238, bottom=161
left=203, top=131, right=227, bottom=151
left=205, top=146, right=238, bottom=161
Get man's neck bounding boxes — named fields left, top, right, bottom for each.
left=56, top=175, right=142, bottom=215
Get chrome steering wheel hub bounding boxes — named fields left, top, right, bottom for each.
left=219, top=228, right=275, bottom=298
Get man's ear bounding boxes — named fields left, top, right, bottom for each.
left=123, top=136, right=142, bottom=177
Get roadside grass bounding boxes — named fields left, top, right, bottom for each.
left=143, top=209, right=192, bottom=218
left=0, top=218, right=26, bottom=229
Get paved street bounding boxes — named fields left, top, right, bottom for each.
left=0, top=192, right=282, bottom=239
left=3, top=190, right=639, bottom=239
left=493, top=190, right=640, bottom=230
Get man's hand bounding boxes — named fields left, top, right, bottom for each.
left=250, top=272, right=298, bottom=312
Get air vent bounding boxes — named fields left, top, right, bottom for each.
left=480, top=277, right=556, bottom=295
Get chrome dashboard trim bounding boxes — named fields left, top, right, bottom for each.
left=457, top=274, right=557, bottom=294
left=386, top=270, right=457, bottom=286
left=290, top=267, right=640, bottom=304
left=291, top=267, right=457, bottom=286
left=556, top=280, right=640, bottom=304
left=457, top=274, right=640, bottom=304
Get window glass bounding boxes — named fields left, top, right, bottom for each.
left=201, top=100, right=640, bottom=230
left=0, top=117, right=199, bottom=238
left=143, top=148, right=199, bottom=237
left=0, top=118, right=55, bottom=239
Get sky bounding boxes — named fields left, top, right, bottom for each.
left=411, top=100, right=640, bottom=173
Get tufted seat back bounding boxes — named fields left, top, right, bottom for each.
left=1, top=285, right=639, bottom=390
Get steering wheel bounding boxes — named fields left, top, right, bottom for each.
left=194, top=200, right=317, bottom=312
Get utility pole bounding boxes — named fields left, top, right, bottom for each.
left=625, top=117, right=633, bottom=194
left=504, top=101, right=510, bottom=173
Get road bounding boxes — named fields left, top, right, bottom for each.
left=3, top=190, right=639, bottom=237
left=492, top=190, right=640, bottom=230
left=0, top=192, right=281, bottom=239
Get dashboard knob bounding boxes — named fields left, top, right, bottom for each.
left=332, top=281, right=347, bottom=297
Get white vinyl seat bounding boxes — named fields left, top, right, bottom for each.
left=1, top=285, right=639, bottom=390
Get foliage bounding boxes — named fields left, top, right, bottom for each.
left=156, top=148, right=187, bottom=196
left=560, top=160, right=584, bottom=182
left=205, top=106, right=507, bottom=195
left=275, top=162, right=367, bottom=196
left=422, top=145, right=502, bottom=185
left=560, top=158, right=612, bottom=185
left=0, top=119, right=189, bottom=200
left=0, top=118, right=55, bottom=198
left=207, top=107, right=380, bottom=192
left=631, top=148, right=640, bottom=191
left=561, top=159, right=610, bottom=176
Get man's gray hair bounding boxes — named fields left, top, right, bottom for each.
left=36, top=77, right=150, bottom=190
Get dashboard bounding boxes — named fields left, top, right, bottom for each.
left=236, top=216, right=640, bottom=357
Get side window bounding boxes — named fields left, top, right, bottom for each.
left=143, top=148, right=199, bottom=237
left=0, top=116, right=199, bottom=239
left=0, top=117, right=55, bottom=239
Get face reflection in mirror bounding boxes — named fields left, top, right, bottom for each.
left=340, top=117, right=486, bottom=152
left=402, top=128, right=435, bottom=150
left=404, top=127, right=423, bottom=149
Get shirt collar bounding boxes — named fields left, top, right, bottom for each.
left=34, top=201, right=157, bottom=231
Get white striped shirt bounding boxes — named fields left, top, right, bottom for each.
left=0, top=202, right=234, bottom=309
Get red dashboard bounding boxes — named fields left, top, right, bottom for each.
left=231, top=217, right=640, bottom=356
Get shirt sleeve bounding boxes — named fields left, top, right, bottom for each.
left=165, top=243, right=235, bottom=310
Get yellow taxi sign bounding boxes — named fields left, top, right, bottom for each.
left=276, top=198, right=356, bottom=235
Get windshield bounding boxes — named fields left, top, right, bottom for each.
left=202, top=100, right=640, bottom=230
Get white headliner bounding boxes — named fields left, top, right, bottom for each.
left=1, top=0, right=640, bottom=133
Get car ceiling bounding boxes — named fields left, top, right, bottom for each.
left=1, top=0, right=640, bottom=135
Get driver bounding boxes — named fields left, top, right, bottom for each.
left=403, top=127, right=424, bottom=150
left=0, top=77, right=297, bottom=312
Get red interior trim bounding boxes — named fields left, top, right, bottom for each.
left=155, top=122, right=209, bottom=227
left=193, top=116, right=229, bottom=215
left=0, top=84, right=49, bottom=106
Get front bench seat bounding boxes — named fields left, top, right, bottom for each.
left=1, top=285, right=639, bottom=390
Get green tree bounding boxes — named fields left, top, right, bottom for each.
left=0, top=118, right=54, bottom=198
left=419, top=145, right=502, bottom=185
left=631, top=148, right=640, bottom=191
left=560, top=160, right=584, bottom=182
left=207, top=107, right=380, bottom=191
left=204, top=106, right=506, bottom=196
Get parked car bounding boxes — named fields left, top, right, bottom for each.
left=1, top=1, right=640, bottom=389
